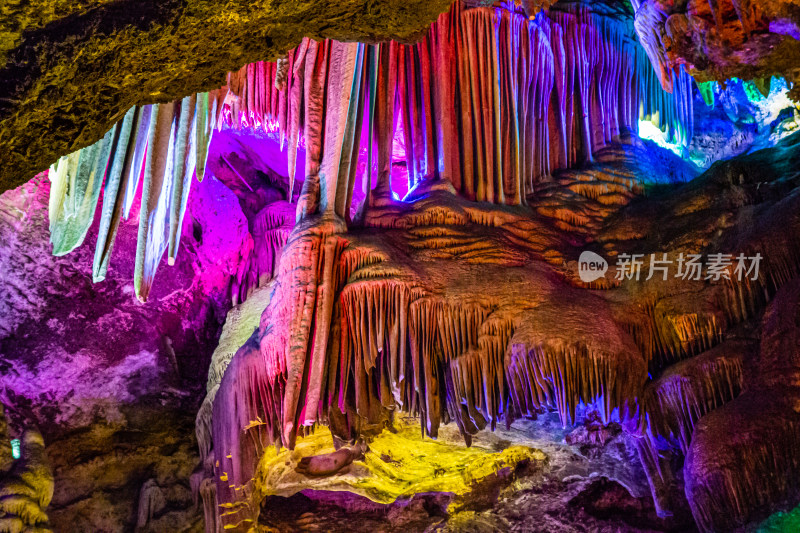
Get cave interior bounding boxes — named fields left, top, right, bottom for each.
left=3, top=0, right=800, bottom=532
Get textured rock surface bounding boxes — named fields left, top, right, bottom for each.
left=607, top=132, right=800, bottom=529
left=35, top=0, right=699, bottom=310
left=0, top=170, right=248, bottom=531
left=0, top=0, right=453, bottom=194
left=685, top=279, right=800, bottom=532
left=632, top=0, right=800, bottom=91
left=251, top=412, right=689, bottom=532
left=0, top=405, right=54, bottom=532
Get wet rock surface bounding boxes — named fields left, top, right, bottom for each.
left=4, top=2, right=800, bottom=531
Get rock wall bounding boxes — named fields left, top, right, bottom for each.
left=0, top=169, right=248, bottom=531
left=4, top=1, right=800, bottom=532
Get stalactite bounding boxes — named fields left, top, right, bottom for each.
left=633, top=0, right=671, bottom=92
left=217, top=3, right=693, bottom=210
left=92, top=107, right=138, bottom=282
left=135, top=479, right=165, bottom=531
left=316, top=42, right=361, bottom=218
left=167, top=94, right=197, bottom=265
left=134, top=101, right=177, bottom=303
left=232, top=202, right=295, bottom=305
left=337, top=285, right=513, bottom=439
left=507, top=340, right=642, bottom=426
left=683, top=279, right=800, bottom=532
left=643, top=340, right=750, bottom=456
left=286, top=41, right=309, bottom=202
left=296, top=40, right=328, bottom=222
left=211, top=215, right=649, bottom=523
left=123, top=105, right=153, bottom=220
left=45, top=88, right=218, bottom=293
left=48, top=126, right=116, bottom=256
left=632, top=340, right=750, bottom=519
left=616, top=296, right=727, bottom=375
left=195, top=92, right=212, bottom=182
left=45, top=2, right=695, bottom=300
left=199, top=477, right=218, bottom=533
left=686, top=400, right=800, bottom=533
left=721, top=240, right=800, bottom=325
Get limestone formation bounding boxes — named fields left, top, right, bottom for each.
left=3, top=1, right=800, bottom=532
left=41, top=1, right=694, bottom=304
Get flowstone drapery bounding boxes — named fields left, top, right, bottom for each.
left=203, top=125, right=800, bottom=531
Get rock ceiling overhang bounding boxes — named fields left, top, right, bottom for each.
left=0, top=0, right=453, bottom=193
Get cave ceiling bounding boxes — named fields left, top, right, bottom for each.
left=0, top=0, right=453, bottom=193
left=4, top=0, right=800, bottom=195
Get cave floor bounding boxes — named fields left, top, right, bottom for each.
left=256, top=413, right=697, bottom=533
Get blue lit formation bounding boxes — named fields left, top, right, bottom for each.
left=10, top=438, right=20, bottom=460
